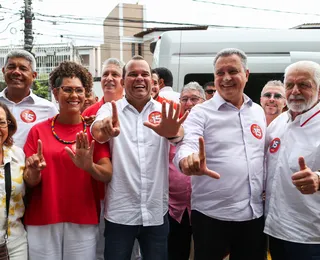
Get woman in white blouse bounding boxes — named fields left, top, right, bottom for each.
left=0, top=102, right=27, bottom=260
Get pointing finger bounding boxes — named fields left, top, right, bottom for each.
left=299, top=156, right=307, bottom=171
left=199, top=137, right=206, bottom=161
left=111, top=101, right=119, bottom=125
left=37, top=139, right=43, bottom=158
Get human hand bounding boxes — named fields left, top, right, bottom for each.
left=83, top=115, right=96, bottom=126
left=179, top=137, right=220, bottom=179
left=100, top=101, right=120, bottom=138
left=26, top=139, right=46, bottom=172
left=143, top=101, right=188, bottom=138
left=292, top=156, right=320, bottom=194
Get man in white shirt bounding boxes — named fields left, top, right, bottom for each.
left=260, top=80, right=286, bottom=126
left=91, top=55, right=187, bottom=260
left=264, top=61, right=320, bottom=260
left=153, top=67, right=180, bottom=103
left=1, top=50, right=58, bottom=148
left=174, top=48, right=266, bottom=260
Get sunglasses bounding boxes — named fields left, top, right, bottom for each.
left=262, top=92, right=283, bottom=99
left=205, top=89, right=216, bottom=95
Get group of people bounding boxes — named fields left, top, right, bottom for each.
left=0, top=46, right=319, bottom=260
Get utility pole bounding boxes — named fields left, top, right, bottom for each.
left=24, top=0, right=33, bottom=52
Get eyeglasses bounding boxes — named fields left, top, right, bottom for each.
left=59, top=86, right=85, bottom=96
left=0, top=120, right=11, bottom=128
left=180, top=96, right=204, bottom=104
left=262, top=92, right=283, bottom=99
left=205, top=89, right=216, bottom=95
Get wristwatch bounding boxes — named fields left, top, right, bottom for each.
left=316, top=171, right=320, bottom=191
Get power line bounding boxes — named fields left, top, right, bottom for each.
left=0, top=18, right=21, bottom=34
left=192, top=0, right=320, bottom=16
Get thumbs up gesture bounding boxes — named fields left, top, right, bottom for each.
left=179, top=137, right=220, bottom=179
left=24, top=139, right=46, bottom=187
left=292, top=156, right=320, bottom=194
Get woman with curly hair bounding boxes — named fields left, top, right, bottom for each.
left=22, top=61, right=112, bottom=260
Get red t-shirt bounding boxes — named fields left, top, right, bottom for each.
left=23, top=117, right=110, bottom=225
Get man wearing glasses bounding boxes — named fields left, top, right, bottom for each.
left=260, top=80, right=286, bottom=126
left=203, top=81, right=216, bottom=100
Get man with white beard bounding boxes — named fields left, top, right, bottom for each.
left=264, top=61, right=320, bottom=260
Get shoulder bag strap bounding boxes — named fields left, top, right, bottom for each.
left=4, top=163, right=11, bottom=239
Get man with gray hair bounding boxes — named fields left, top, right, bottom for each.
left=174, top=48, right=266, bottom=259
left=264, top=61, right=320, bottom=260
left=260, top=80, right=286, bottom=126
left=1, top=49, right=58, bottom=148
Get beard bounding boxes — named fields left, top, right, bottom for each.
left=287, top=92, right=319, bottom=113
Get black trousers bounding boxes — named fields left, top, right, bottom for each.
left=168, top=209, right=192, bottom=260
left=269, top=236, right=320, bottom=260
left=192, top=210, right=266, bottom=260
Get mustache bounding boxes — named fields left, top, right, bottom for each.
left=288, top=94, right=305, bottom=101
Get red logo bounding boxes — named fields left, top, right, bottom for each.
left=148, top=111, right=162, bottom=124
left=269, top=138, right=281, bottom=153
left=20, top=109, right=36, bottom=123
left=251, top=124, right=263, bottom=139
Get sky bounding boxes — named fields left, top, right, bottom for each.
left=0, top=0, right=320, bottom=46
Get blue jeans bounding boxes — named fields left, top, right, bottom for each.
left=269, top=236, right=320, bottom=260
left=104, top=213, right=169, bottom=260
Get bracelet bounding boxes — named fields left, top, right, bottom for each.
left=167, top=136, right=180, bottom=140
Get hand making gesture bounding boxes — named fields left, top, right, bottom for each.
left=292, top=156, right=320, bottom=194
left=65, top=131, right=95, bottom=173
left=144, top=101, right=188, bottom=139
left=179, top=137, right=220, bottom=179
left=24, top=139, right=46, bottom=187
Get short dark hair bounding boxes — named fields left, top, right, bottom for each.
left=122, top=55, right=151, bottom=79
left=49, top=61, right=93, bottom=94
left=153, top=67, right=173, bottom=87
left=0, top=102, right=17, bottom=147
left=203, top=81, right=214, bottom=90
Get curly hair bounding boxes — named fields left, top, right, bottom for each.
left=49, top=61, right=93, bottom=94
left=0, top=102, right=17, bottom=147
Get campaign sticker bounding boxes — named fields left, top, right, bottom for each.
left=20, top=109, right=36, bottom=123
left=250, top=124, right=263, bottom=140
left=148, top=111, right=162, bottom=124
left=269, top=138, right=281, bottom=153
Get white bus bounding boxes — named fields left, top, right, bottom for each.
left=151, top=29, right=320, bottom=103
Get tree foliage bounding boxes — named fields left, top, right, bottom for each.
left=32, top=80, right=50, bottom=100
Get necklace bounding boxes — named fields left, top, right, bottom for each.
left=51, top=114, right=87, bottom=144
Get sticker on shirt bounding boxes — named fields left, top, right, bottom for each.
left=250, top=124, right=263, bottom=140
left=20, top=109, right=36, bottom=123
left=148, top=111, right=162, bottom=124
left=269, top=138, right=281, bottom=153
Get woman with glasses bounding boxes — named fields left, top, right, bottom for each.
left=0, top=102, right=28, bottom=259
left=23, top=61, right=112, bottom=260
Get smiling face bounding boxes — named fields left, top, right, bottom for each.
left=53, top=77, right=85, bottom=115
left=0, top=107, right=9, bottom=147
left=123, top=59, right=152, bottom=108
left=101, top=64, right=123, bottom=102
left=2, top=57, right=37, bottom=96
left=260, top=85, right=286, bottom=116
left=285, top=67, right=319, bottom=113
left=151, top=73, right=160, bottom=98
left=214, top=54, right=249, bottom=108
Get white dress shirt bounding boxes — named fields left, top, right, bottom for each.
left=264, top=103, right=320, bottom=243
left=174, top=91, right=266, bottom=221
left=93, top=97, right=170, bottom=226
left=0, top=88, right=58, bottom=148
left=159, top=86, right=180, bottom=103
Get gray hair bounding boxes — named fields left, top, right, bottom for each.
left=213, top=48, right=248, bottom=71
left=181, top=81, right=206, bottom=99
left=101, top=58, right=124, bottom=75
left=284, top=61, right=320, bottom=90
left=4, top=49, right=36, bottom=72
left=261, top=80, right=285, bottom=96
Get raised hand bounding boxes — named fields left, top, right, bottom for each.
left=179, top=137, right=220, bottom=179
left=26, top=139, right=46, bottom=171
left=65, top=131, right=95, bottom=172
left=143, top=101, right=188, bottom=138
left=292, top=156, right=320, bottom=194
left=24, top=139, right=46, bottom=187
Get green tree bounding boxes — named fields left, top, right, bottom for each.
left=32, top=80, right=50, bottom=100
